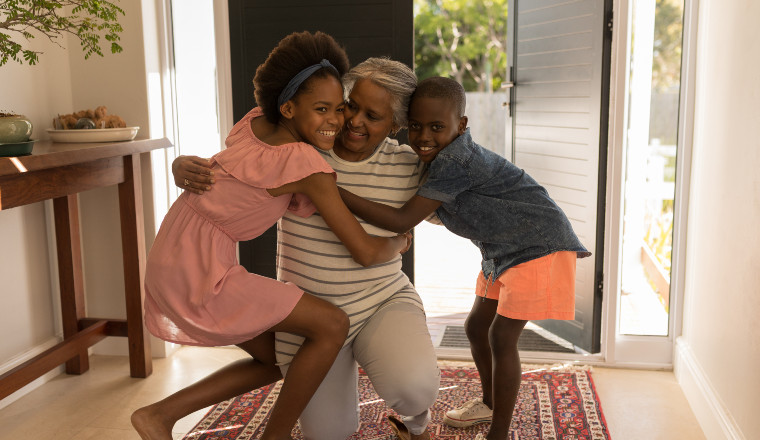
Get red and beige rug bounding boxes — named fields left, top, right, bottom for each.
left=182, top=364, right=610, bottom=439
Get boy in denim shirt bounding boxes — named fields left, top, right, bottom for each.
left=339, top=76, right=590, bottom=440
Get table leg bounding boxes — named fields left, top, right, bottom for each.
left=53, top=194, right=89, bottom=374
left=118, top=153, right=152, bottom=378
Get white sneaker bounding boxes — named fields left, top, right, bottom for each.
left=443, top=398, right=493, bottom=427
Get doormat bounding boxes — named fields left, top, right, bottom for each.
left=182, top=364, right=610, bottom=439
left=439, top=325, right=576, bottom=353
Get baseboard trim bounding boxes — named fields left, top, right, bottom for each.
left=0, top=337, right=64, bottom=410
left=674, top=337, right=745, bottom=440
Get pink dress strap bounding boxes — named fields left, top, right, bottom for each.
left=214, top=107, right=336, bottom=189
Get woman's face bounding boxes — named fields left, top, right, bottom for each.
left=334, top=78, right=398, bottom=162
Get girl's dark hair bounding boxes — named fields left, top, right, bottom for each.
left=253, top=31, right=350, bottom=123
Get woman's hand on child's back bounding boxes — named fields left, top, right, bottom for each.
left=173, top=155, right=215, bottom=195
left=399, top=231, right=413, bottom=254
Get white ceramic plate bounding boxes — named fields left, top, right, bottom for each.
left=46, top=127, right=140, bottom=143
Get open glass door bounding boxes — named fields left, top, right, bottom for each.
left=609, top=0, right=690, bottom=367
left=619, top=0, right=682, bottom=336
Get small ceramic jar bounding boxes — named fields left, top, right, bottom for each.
left=0, top=114, right=33, bottom=143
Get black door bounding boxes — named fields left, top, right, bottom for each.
left=228, top=0, right=415, bottom=279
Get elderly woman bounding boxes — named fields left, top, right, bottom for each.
left=174, top=58, right=439, bottom=440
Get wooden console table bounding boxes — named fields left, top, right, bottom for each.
left=0, top=138, right=172, bottom=400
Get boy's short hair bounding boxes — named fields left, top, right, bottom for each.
left=253, top=31, right=350, bottom=124
left=413, top=77, right=466, bottom=117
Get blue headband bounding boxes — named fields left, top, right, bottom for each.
left=277, top=59, right=339, bottom=107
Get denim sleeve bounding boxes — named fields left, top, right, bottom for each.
left=416, top=154, right=471, bottom=203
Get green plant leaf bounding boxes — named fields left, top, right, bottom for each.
left=0, top=0, right=125, bottom=66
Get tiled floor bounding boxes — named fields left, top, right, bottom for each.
left=0, top=345, right=705, bottom=440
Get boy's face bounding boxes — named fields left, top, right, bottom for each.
left=407, top=96, right=467, bottom=163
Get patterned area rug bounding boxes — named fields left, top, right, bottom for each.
left=182, top=364, right=610, bottom=439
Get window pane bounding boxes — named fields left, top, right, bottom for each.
left=619, top=0, right=684, bottom=336
left=171, top=0, right=222, bottom=158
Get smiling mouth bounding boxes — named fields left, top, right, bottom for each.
left=417, top=146, right=436, bottom=152
left=347, top=128, right=366, bottom=137
left=318, top=130, right=338, bottom=137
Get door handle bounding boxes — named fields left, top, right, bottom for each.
left=502, top=81, right=516, bottom=117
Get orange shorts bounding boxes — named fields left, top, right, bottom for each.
left=475, top=251, right=577, bottom=320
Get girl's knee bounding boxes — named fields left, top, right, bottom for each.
left=318, top=306, right=349, bottom=344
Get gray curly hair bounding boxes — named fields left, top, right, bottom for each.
left=342, top=57, right=418, bottom=129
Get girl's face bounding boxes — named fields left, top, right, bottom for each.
left=335, top=79, right=399, bottom=161
left=286, top=75, right=345, bottom=151
left=407, top=96, right=467, bottom=163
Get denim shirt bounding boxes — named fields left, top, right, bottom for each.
left=416, top=129, right=591, bottom=280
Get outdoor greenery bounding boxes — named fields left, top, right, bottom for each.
left=0, top=0, right=124, bottom=66
left=643, top=0, right=684, bottom=293
left=652, top=0, right=683, bottom=92
left=414, top=0, right=508, bottom=92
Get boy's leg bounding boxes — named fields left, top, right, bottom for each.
left=280, top=344, right=361, bottom=440
left=483, top=251, right=575, bottom=439
left=487, top=316, right=527, bottom=439
left=443, top=285, right=499, bottom=429
left=464, top=295, right=499, bottom=407
left=353, top=301, right=440, bottom=437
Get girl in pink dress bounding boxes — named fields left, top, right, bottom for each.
left=131, top=31, right=411, bottom=440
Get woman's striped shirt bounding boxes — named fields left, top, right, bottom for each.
left=274, top=138, right=426, bottom=365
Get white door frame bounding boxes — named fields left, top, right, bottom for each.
left=601, top=0, right=697, bottom=368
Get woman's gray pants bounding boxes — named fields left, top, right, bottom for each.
left=280, top=301, right=440, bottom=439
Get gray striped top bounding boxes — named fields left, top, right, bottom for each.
left=274, top=138, right=426, bottom=365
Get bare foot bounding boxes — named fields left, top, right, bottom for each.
left=131, top=405, right=174, bottom=440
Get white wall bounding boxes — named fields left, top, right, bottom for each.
left=0, top=19, right=76, bottom=390
left=0, top=0, right=171, bottom=406
left=66, top=0, right=165, bottom=357
left=675, top=0, right=760, bottom=439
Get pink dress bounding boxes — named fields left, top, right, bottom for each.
left=144, top=107, right=335, bottom=346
